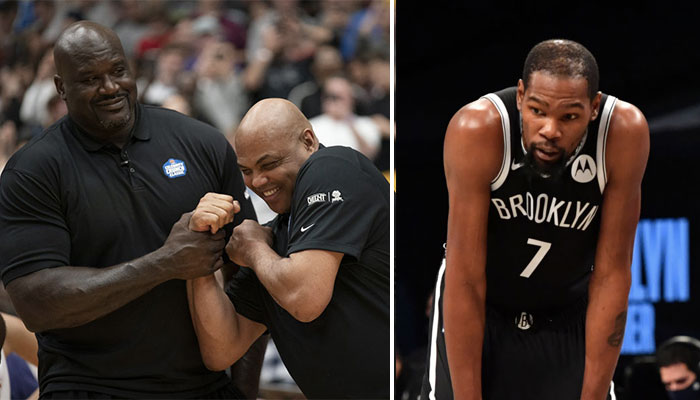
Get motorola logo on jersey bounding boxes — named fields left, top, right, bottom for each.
left=571, top=154, right=596, bottom=183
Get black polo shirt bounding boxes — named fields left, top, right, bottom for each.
left=0, top=104, right=256, bottom=398
left=228, top=146, right=390, bottom=399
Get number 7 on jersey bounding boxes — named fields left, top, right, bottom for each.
left=520, top=238, right=551, bottom=278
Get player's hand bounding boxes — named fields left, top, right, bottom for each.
left=226, top=220, right=274, bottom=267
left=163, top=211, right=227, bottom=280
left=189, top=193, right=240, bottom=234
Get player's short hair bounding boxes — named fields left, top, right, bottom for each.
left=522, top=39, right=599, bottom=100
left=657, top=336, right=700, bottom=374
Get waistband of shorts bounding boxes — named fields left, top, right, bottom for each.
left=486, top=295, right=588, bottom=330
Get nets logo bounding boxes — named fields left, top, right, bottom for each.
left=162, top=158, right=187, bottom=178
left=515, top=312, right=533, bottom=330
left=571, top=154, right=596, bottom=183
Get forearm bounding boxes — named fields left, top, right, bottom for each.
left=187, top=275, right=255, bottom=370
left=443, top=279, right=486, bottom=400
left=8, top=249, right=172, bottom=332
left=246, top=243, right=323, bottom=322
left=581, top=266, right=631, bottom=400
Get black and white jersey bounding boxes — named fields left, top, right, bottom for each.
left=482, top=87, right=617, bottom=312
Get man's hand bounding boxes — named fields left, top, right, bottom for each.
left=189, top=192, right=240, bottom=234
left=163, top=212, right=227, bottom=280
left=226, top=220, right=273, bottom=267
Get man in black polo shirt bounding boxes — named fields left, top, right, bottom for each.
left=0, top=21, right=261, bottom=398
left=187, top=98, right=390, bottom=399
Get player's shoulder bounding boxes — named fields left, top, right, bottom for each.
left=443, top=96, right=505, bottom=180
left=447, top=97, right=503, bottom=138
left=301, top=146, right=385, bottom=188
left=3, top=118, right=68, bottom=174
left=609, top=99, right=649, bottom=140
left=306, top=145, right=362, bottom=168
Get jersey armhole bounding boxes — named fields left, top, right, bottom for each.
left=481, top=93, right=511, bottom=191
left=596, top=96, right=617, bottom=194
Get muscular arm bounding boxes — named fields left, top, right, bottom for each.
left=186, top=275, right=267, bottom=371
left=229, top=227, right=343, bottom=323
left=6, top=212, right=226, bottom=332
left=442, top=99, right=504, bottom=400
left=580, top=102, right=649, bottom=400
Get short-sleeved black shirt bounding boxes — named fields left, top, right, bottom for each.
left=228, top=146, right=390, bottom=399
left=0, top=104, right=256, bottom=398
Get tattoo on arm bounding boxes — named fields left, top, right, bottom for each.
left=607, top=311, right=627, bottom=347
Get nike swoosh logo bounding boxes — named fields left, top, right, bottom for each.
left=511, top=159, right=525, bottom=171
left=301, top=224, right=315, bottom=232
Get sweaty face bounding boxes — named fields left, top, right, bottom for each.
left=57, top=41, right=137, bottom=141
left=517, top=72, right=599, bottom=178
left=661, top=363, right=698, bottom=392
left=236, top=132, right=311, bottom=214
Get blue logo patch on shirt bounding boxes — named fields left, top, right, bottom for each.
left=162, top=158, right=187, bottom=178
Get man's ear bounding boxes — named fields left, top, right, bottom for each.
left=301, top=128, right=318, bottom=151
left=590, top=92, right=602, bottom=121
left=54, top=75, right=66, bottom=101
left=516, top=79, right=525, bottom=112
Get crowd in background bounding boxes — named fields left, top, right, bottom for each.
left=0, top=0, right=390, bottom=397
left=0, top=0, right=391, bottom=175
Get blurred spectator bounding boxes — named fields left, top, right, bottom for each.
left=191, top=0, right=246, bottom=51
left=192, top=38, right=248, bottom=136
left=138, top=44, right=188, bottom=106
left=340, top=0, right=390, bottom=61
left=657, top=336, right=700, bottom=399
left=0, top=120, right=17, bottom=173
left=365, top=49, right=391, bottom=171
left=244, top=0, right=330, bottom=101
left=19, top=47, right=55, bottom=127
left=112, top=0, right=155, bottom=60
left=310, top=75, right=381, bottom=160
left=73, top=0, right=119, bottom=29
left=134, top=3, right=173, bottom=60
left=0, top=0, right=18, bottom=66
left=0, top=312, right=39, bottom=400
left=161, top=93, right=192, bottom=117
left=288, top=44, right=344, bottom=119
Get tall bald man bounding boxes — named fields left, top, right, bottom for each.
left=0, top=21, right=261, bottom=398
left=187, top=98, right=390, bottom=399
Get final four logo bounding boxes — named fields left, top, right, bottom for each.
left=571, top=154, right=596, bottom=183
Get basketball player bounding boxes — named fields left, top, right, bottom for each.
left=420, top=39, right=649, bottom=399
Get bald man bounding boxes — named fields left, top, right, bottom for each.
left=187, top=99, right=390, bottom=399
left=0, top=21, right=262, bottom=398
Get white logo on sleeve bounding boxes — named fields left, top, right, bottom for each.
left=571, top=154, right=596, bottom=183
left=331, top=190, right=343, bottom=202
left=307, top=192, right=327, bottom=205
left=300, top=224, right=315, bottom=233
left=511, top=159, right=525, bottom=171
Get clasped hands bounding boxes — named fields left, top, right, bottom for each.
left=189, top=192, right=273, bottom=267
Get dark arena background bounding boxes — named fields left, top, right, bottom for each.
left=396, top=3, right=700, bottom=398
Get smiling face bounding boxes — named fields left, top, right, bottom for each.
left=54, top=22, right=137, bottom=144
left=236, top=129, right=316, bottom=214
left=516, top=71, right=600, bottom=177
left=234, top=98, right=318, bottom=214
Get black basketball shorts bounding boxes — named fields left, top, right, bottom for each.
left=420, top=259, right=616, bottom=400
